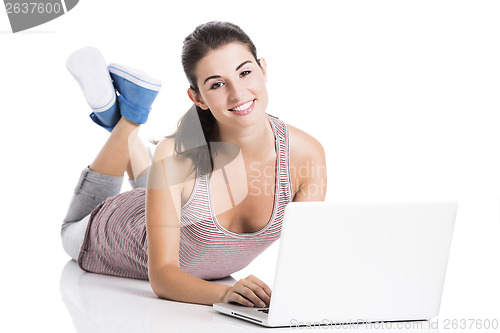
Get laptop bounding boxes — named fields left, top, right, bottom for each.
left=213, top=201, right=457, bottom=327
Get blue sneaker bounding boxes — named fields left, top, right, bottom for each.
left=66, top=47, right=120, bottom=132
left=108, top=63, right=162, bottom=124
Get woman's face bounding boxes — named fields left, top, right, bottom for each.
left=189, top=42, right=268, bottom=129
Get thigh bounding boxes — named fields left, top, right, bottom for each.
left=79, top=188, right=149, bottom=280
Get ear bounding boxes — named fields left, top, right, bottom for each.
left=187, top=88, right=209, bottom=110
left=258, top=57, right=268, bottom=82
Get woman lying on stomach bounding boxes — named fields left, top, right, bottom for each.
left=61, top=21, right=327, bottom=308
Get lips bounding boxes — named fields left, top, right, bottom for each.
left=229, top=99, right=255, bottom=115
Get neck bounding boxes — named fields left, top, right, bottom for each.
left=216, top=116, right=274, bottom=158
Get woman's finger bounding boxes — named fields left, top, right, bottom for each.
left=225, top=275, right=273, bottom=307
left=235, top=284, right=267, bottom=307
left=229, top=291, right=254, bottom=307
left=246, top=275, right=272, bottom=299
left=242, top=281, right=271, bottom=306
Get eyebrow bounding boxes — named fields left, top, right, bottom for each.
left=203, top=60, right=253, bottom=85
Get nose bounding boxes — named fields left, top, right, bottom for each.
left=227, top=80, right=245, bottom=103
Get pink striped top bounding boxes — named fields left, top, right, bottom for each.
left=78, top=115, right=293, bottom=280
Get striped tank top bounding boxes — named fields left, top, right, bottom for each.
left=78, top=115, right=293, bottom=280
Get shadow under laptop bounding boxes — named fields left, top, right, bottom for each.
left=59, top=260, right=440, bottom=332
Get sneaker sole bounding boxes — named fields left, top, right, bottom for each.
left=108, top=63, right=162, bottom=92
left=66, top=47, right=116, bottom=113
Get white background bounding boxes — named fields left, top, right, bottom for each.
left=1, top=0, right=499, bottom=331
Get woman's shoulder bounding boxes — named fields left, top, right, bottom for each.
left=153, top=136, right=176, bottom=162
left=284, top=122, right=327, bottom=201
left=285, top=123, right=325, bottom=163
left=152, top=137, right=196, bottom=180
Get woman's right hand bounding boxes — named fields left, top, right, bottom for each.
left=223, top=275, right=272, bottom=308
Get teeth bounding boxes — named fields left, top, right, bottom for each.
left=232, top=100, right=253, bottom=112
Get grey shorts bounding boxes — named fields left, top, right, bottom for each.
left=61, top=167, right=147, bottom=260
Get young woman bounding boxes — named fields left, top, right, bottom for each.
left=61, top=21, right=327, bottom=308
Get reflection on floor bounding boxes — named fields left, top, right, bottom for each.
left=59, top=260, right=439, bottom=333
left=59, top=260, right=249, bottom=333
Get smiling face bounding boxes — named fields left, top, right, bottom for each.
left=188, top=43, right=269, bottom=129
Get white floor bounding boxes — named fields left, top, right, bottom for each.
left=58, top=259, right=436, bottom=333
left=4, top=223, right=498, bottom=332
left=17, top=260, right=439, bottom=332
left=9, top=254, right=499, bottom=332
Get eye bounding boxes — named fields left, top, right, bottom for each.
left=240, top=70, right=251, bottom=77
left=210, top=81, right=225, bottom=90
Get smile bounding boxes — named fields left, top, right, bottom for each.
left=229, top=99, right=255, bottom=115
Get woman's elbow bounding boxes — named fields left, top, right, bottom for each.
left=148, top=264, right=178, bottom=300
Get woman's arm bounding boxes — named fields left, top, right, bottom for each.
left=146, top=138, right=228, bottom=304
left=288, top=125, right=327, bottom=202
left=146, top=138, right=271, bottom=306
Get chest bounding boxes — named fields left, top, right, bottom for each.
left=181, top=157, right=279, bottom=234
left=212, top=157, right=278, bottom=234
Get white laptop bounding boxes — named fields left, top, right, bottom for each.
left=213, top=201, right=457, bottom=328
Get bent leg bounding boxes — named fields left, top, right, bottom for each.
left=62, top=51, right=159, bottom=260
left=61, top=168, right=123, bottom=259
left=89, top=117, right=142, bottom=177
left=62, top=168, right=124, bottom=228
left=61, top=120, right=152, bottom=259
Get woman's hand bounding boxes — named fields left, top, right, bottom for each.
left=223, top=275, right=272, bottom=307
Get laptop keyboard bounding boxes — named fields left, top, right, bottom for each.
left=257, top=308, right=269, bottom=314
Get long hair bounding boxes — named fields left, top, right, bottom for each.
left=169, top=21, right=260, bottom=176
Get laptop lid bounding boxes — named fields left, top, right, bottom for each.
left=265, top=201, right=457, bottom=327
